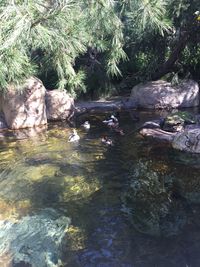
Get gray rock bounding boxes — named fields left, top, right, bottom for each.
left=46, top=90, right=74, bottom=121
left=129, top=79, right=199, bottom=109
left=172, top=128, right=200, bottom=153
left=140, top=128, right=176, bottom=142
left=0, top=208, right=70, bottom=267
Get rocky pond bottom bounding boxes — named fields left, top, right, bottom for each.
left=0, top=110, right=200, bottom=266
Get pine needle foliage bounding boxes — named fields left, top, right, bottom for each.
left=1, top=0, right=195, bottom=95
left=0, top=0, right=88, bottom=94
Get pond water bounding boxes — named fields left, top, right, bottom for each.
left=0, top=110, right=200, bottom=267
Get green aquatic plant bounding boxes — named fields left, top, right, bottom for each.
left=122, top=160, right=187, bottom=236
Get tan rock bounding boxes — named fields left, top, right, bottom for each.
left=130, top=79, right=199, bottom=109
left=45, top=90, right=74, bottom=121
left=1, top=77, right=47, bottom=129
left=0, top=112, right=7, bottom=131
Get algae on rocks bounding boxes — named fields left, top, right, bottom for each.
left=122, top=161, right=187, bottom=237
left=0, top=208, right=70, bottom=267
left=163, top=111, right=196, bottom=132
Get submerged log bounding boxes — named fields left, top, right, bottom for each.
left=140, top=128, right=176, bottom=142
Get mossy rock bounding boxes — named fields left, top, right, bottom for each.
left=163, top=111, right=196, bottom=132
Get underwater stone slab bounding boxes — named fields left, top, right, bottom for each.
left=122, top=161, right=187, bottom=237
left=0, top=208, right=70, bottom=267
left=172, top=128, right=200, bottom=153
left=140, top=128, right=176, bottom=142
left=140, top=126, right=200, bottom=153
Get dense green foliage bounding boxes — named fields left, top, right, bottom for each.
left=0, top=0, right=199, bottom=97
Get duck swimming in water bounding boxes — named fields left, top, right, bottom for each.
left=102, top=114, right=119, bottom=128
left=81, top=121, right=90, bottom=130
left=101, top=136, right=113, bottom=146
left=103, top=114, right=118, bottom=124
left=68, top=129, right=80, bottom=142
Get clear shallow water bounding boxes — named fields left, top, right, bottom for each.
left=0, top=110, right=200, bottom=266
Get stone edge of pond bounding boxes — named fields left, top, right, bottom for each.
left=74, top=97, right=136, bottom=114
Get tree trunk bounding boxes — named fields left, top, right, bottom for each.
left=151, top=31, right=190, bottom=80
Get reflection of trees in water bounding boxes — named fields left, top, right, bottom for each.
left=122, top=160, right=194, bottom=237
left=2, top=112, right=200, bottom=266
left=122, top=160, right=200, bottom=266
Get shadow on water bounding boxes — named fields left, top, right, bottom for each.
left=63, top=111, right=200, bottom=267
left=1, top=110, right=200, bottom=266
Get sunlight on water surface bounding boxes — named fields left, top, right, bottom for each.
left=0, top=111, right=200, bottom=267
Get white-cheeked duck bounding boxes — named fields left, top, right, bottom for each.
left=101, top=136, right=113, bottom=146
left=68, top=129, right=80, bottom=142
left=102, top=115, right=119, bottom=128
left=81, top=121, right=90, bottom=130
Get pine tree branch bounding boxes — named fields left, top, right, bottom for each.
left=151, top=22, right=200, bottom=80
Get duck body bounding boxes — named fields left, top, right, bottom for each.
left=108, top=121, right=119, bottom=128
left=81, top=121, right=90, bottom=130
left=68, top=129, right=80, bottom=142
left=103, top=114, right=118, bottom=125
left=101, top=136, right=113, bottom=146
left=110, top=114, right=119, bottom=123
left=102, top=118, right=113, bottom=124
left=103, top=115, right=119, bottom=129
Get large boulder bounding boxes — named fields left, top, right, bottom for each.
left=129, top=80, right=199, bottom=109
left=46, top=90, right=74, bottom=121
left=1, top=77, right=47, bottom=129
left=172, top=128, right=200, bottom=153
left=0, top=112, right=7, bottom=131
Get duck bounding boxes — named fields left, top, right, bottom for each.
left=108, top=120, right=119, bottom=128
left=101, top=136, right=113, bottom=146
left=110, top=114, right=119, bottom=123
left=81, top=121, right=90, bottom=130
left=68, top=129, right=80, bottom=142
left=103, top=114, right=118, bottom=124
left=102, top=114, right=119, bottom=128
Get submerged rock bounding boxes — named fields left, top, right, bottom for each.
left=122, top=161, right=187, bottom=237
left=139, top=111, right=200, bottom=153
left=0, top=208, right=70, bottom=267
left=172, top=128, right=200, bottom=153
left=140, top=128, right=176, bottom=143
